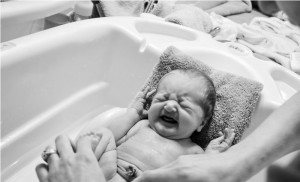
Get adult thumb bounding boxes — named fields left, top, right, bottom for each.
left=133, top=169, right=174, bottom=182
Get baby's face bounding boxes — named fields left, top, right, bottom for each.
left=148, top=72, right=206, bottom=139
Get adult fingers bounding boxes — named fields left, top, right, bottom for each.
left=134, top=169, right=176, bottom=182
left=43, top=145, right=59, bottom=160
left=55, top=135, right=74, bottom=159
left=47, top=153, right=60, bottom=172
left=36, top=163, right=49, bottom=182
left=43, top=145, right=60, bottom=172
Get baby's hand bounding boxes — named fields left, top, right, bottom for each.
left=205, top=128, right=235, bottom=154
left=128, top=86, right=156, bottom=118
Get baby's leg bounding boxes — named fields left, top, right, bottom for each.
left=79, top=128, right=117, bottom=181
left=109, top=173, right=127, bottom=182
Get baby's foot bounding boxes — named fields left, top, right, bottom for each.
left=78, top=128, right=115, bottom=161
left=78, top=132, right=102, bottom=152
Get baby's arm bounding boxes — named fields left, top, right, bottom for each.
left=205, top=128, right=235, bottom=154
left=79, top=128, right=117, bottom=181
left=108, top=87, right=155, bottom=141
left=79, top=87, right=155, bottom=142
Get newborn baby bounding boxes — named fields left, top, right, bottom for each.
left=81, top=69, right=235, bottom=182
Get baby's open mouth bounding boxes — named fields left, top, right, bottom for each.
left=160, top=115, right=178, bottom=125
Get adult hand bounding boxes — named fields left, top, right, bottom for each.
left=134, top=152, right=241, bottom=182
left=36, top=135, right=106, bottom=182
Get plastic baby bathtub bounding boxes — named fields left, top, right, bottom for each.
left=1, top=0, right=74, bottom=42
left=1, top=17, right=300, bottom=182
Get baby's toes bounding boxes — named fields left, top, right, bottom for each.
left=79, top=132, right=102, bottom=151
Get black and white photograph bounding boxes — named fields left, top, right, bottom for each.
left=1, top=1, right=300, bottom=182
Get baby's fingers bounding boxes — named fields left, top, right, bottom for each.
left=228, top=132, right=236, bottom=144
left=224, top=129, right=235, bottom=146
left=224, top=128, right=234, bottom=138
left=140, top=86, right=151, bottom=97
left=143, top=109, right=148, bottom=115
left=211, top=135, right=225, bottom=144
left=146, top=89, right=156, bottom=99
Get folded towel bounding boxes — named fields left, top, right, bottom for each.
left=175, top=0, right=252, bottom=16
left=236, top=17, right=300, bottom=72
left=204, top=0, right=252, bottom=16
left=132, top=46, right=263, bottom=148
left=164, top=4, right=213, bottom=33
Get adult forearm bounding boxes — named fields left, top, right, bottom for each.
left=132, top=92, right=300, bottom=182
left=229, top=91, right=300, bottom=181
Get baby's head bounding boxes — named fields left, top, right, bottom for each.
left=148, top=69, right=216, bottom=139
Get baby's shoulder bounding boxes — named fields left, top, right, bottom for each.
left=130, top=119, right=149, bottom=130
left=125, top=119, right=149, bottom=136
left=192, top=144, right=205, bottom=154
left=138, top=119, right=150, bottom=126
left=182, top=140, right=204, bottom=154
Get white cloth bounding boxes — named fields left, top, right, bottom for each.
left=210, top=14, right=300, bottom=73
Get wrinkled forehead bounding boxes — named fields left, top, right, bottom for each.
left=158, top=71, right=181, bottom=85
left=157, top=71, right=206, bottom=94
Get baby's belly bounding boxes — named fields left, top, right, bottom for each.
left=117, top=129, right=192, bottom=171
left=116, top=143, right=168, bottom=182
left=116, top=145, right=182, bottom=182
left=117, top=140, right=171, bottom=171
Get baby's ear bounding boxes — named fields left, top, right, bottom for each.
left=196, top=125, right=203, bottom=132
left=196, top=119, right=206, bottom=132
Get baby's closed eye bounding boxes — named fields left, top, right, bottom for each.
left=155, top=94, right=169, bottom=101
left=180, top=103, right=190, bottom=109
left=181, top=104, right=191, bottom=110
left=154, top=97, right=165, bottom=102
left=180, top=101, right=192, bottom=109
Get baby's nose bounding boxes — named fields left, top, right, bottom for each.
left=164, top=100, right=177, bottom=113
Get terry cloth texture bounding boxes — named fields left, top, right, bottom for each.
left=132, top=46, right=263, bottom=148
